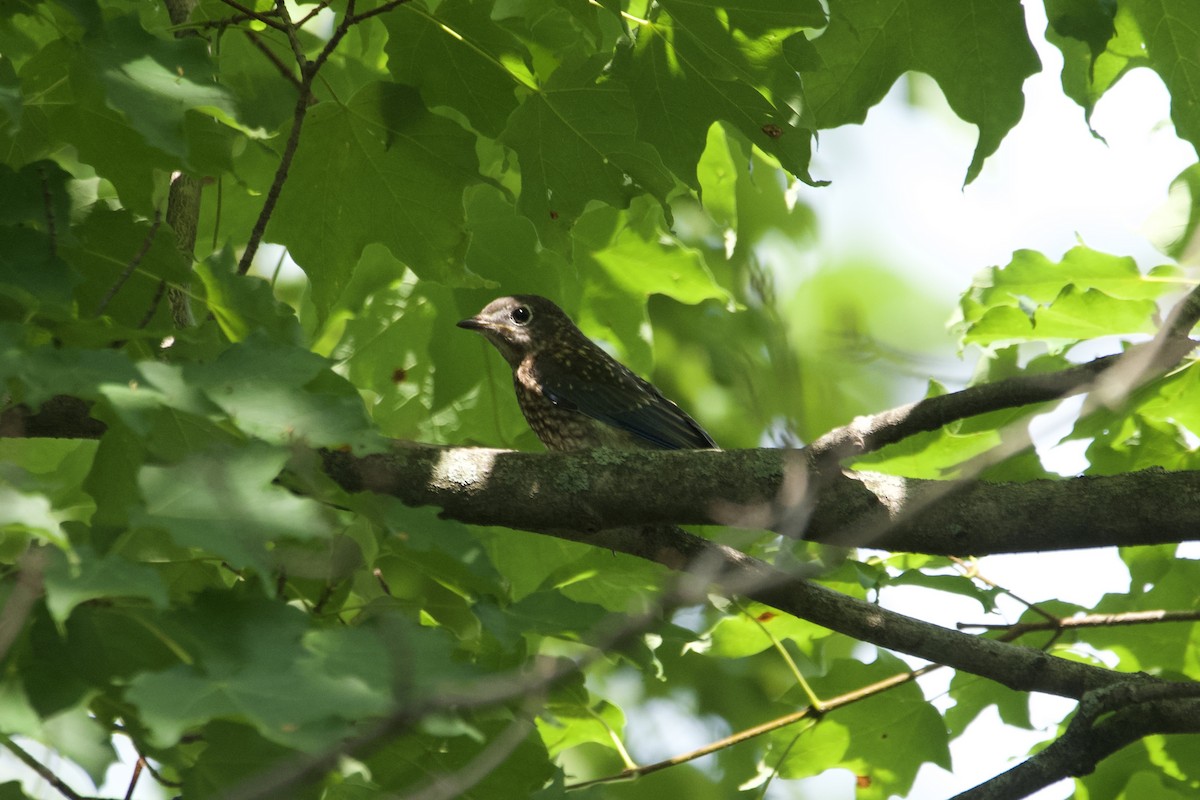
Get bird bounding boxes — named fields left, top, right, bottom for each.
left=458, top=295, right=717, bottom=452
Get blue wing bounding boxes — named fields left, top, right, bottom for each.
left=540, top=365, right=717, bottom=450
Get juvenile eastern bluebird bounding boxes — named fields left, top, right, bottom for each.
left=458, top=295, right=717, bottom=451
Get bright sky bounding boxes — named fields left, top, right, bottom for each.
left=794, top=4, right=1197, bottom=798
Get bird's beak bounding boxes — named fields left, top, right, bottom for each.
left=457, top=316, right=487, bottom=331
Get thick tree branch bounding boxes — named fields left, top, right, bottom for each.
left=5, top=395, right=1199, bottom=556
left=318, top=446, right=1200, bottom=555
left=322, top=448, right=1165, bottom=702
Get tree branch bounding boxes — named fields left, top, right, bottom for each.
left=318, top=446, right=1200, bottom=555
left=810, top=272, right=1200, bottom=468
left=958, top=608, right=1200, bottom=634
left=808, top=335, right=1198, bottom=465
left=0, top=732, right=96, bottom=800
left=321, top=447, right=1163, bottom=701
left=236, top=0, right=362, bottom=274
left=954, top=687, right=1200, bottom=800
left=568, top=663, right=940, bottom=790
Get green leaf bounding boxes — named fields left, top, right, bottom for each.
left=0, top=661, right=116, bottom=786
left=956, top=247, right=1179, bottom=346
left=946, top=672, right=1032, bottom=734
left=132, top=443, right=336, bottom=574
left=770, top=654, right=951, bottom=798
left=63, top=206, right=190, bottom=330
left=501, top=60, right=676, bottom=247
left=1046, top=0, right=1144, bottom=131
left=216, top=28, right=298, bottom=134
left=42, top=545, right=168, bottom=624
left=1124, top=0, right=1200, bottom=157
left=0, top=484, right=71, bottom=547
left=461, top=185, right=565, bottom=295
left=705, top=602, right=827, bottom=658
left=624, top=0, right=824, bottom=189
left=0, top=161, right=75, bottom=309
left=83, top=15, right=257, bottom=159
left=1046, top=0, right=1117, bottom=62
left=574, top=201, right=730, bottom=306
left=791, top=0, right=1040, bottom=183
left=182, top=721, right=319, bottom=800
left=0, top=438, right=98, bottom=549
left=364, top=715, right=555, bottom=796
left=1081, top=560, right=1200, bottom=673
left=271, top=81, right=482, bottom=316
left=195, top=249, right=304, bottom=344
left=185, top=333, right=380, bottom=450
left=537, top=677, right=627, bottom=757
left=384, top=0, right=530, bottom=137
left=0, top=330, right=142, bottom=407
left=0, top=782, right=35, bottom=800
left=885, top=571, right=1000, bottom=612
left=126, top=590, right=394, bottom=750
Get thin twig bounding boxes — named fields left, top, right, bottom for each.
left=122, top=757, right=144, bottom=800
left=396, top=711, right=538, bottom=800
left=217, top=0, right=286, bottom=30
left=95, top=209, right=162, bottom=316
left=0, top=734, right=93, bottom=800
left=949, top=556, right=1058, bottom=624
left=958, top=608, right=1200, bottom=634
left=296, top=1, right=332, bottom=26
left=221, top=579, right=712, bottom=800
left=237, top=1, right=363, bottom=274
left=566, top=663, right=940, bottom=790
left=350, top=0, right=413, bottom=23
left=243, top=28, right=302, bottom=88
left=272, top=0, right=307, bottom=67
left=137, top=280, right=168, bottom=329
left=810, top=276, right=1200, bottom=467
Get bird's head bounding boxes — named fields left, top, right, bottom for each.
left=457, top=295, right=574, bottom=367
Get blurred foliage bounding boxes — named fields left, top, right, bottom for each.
left=0, top=0, right=1197, bottom=798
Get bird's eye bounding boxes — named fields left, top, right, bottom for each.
left=511, top=305, right=533, bottom=326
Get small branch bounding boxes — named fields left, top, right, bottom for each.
left=217, top=0, right=287, bottom=31
left=296, top=1, right=332, bottom=27
left=165, top=172, right=201, bottom=328
left=953, top=686, right=1200, bottom=800
left=237, top=1, right=362, bottom=275
left=222, top=579, right=711, bottom=800
left=0, top=734, right=95, bottom=800
left=959, top=608, right=1200, bottom=634
left=95, top=209, right=162, bottom=316
left=243, top=28, right=302, bottom=88
left=122, top=757, right=143, bottom=800
left=396, top=711, right=538, bottom=800
left=808, top=337, right=1197, bottom=466
left=138, top=755, right=182, bottom=789
left=272, top=0, right=308, bottom=67
left=236, top=80, right=307, bottom=275
left=138, top=280, right=168, bottom=329
left=567, top=663, right=939, bottom=790
left=811, top=277, right=1200, bottom=468
left=351, top=0, right=414, bottom=23
left=950, top=556, right=1059, bottom=623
